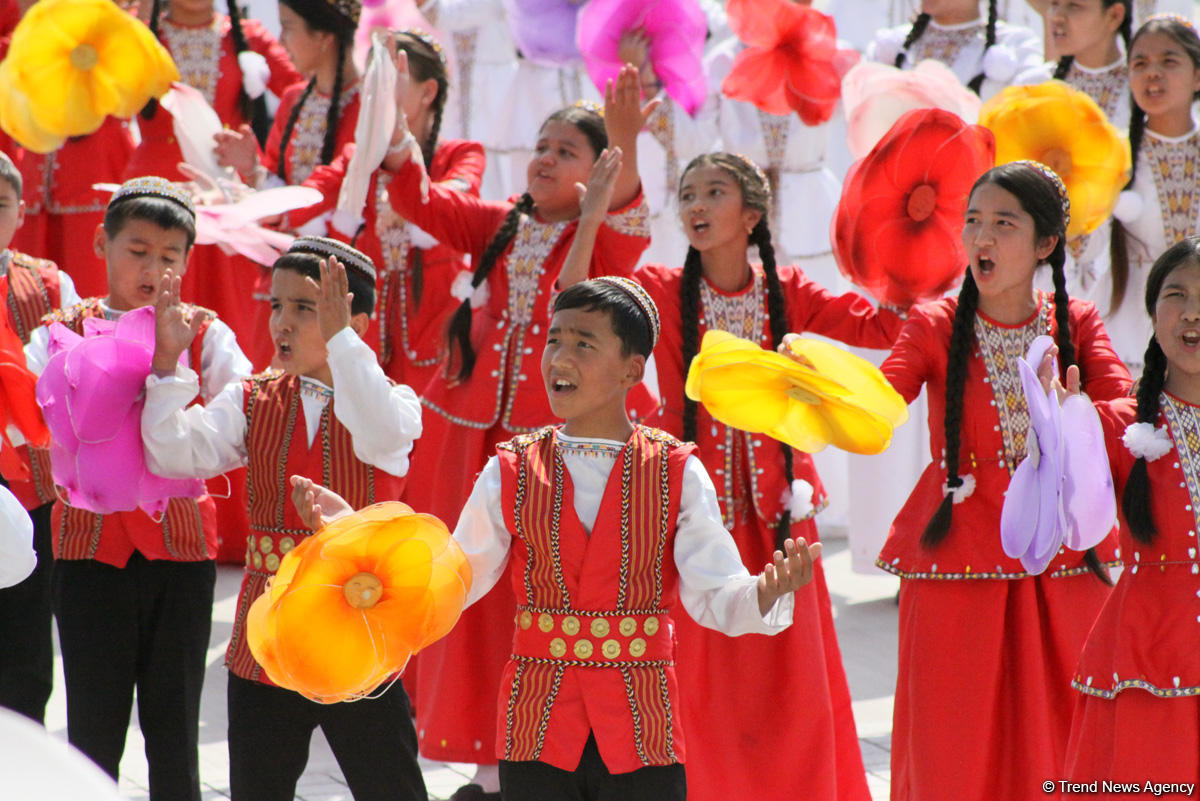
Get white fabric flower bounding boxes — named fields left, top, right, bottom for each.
left=942, top=473, right=976, bottom=504
left=1112, top=190, right=1144, bottom=224
left=450, top=270, right=489, bottom=309
left=782, top=478, right=814, bottom=519
left=238, top=51, right=270, bottom=100
left=1122, top=422, right=1173, bottom=461
left=872, top=28, right=906, bottom=66
left=982, top=44, right=1019, bottom=83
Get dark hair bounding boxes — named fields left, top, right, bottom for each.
left=1052, top=0, right=1131, bottom=79
left=103, top=195, right=197, bottom=250
left=923, top=163, right=1107, bottom=578
left=894, top=0, right=997, bottom=95
left=1108, top=16, right=1200, bottom=313
left=552, top=280, right=653, bottom=357
left=0, top=151, right=21, bottom=198
left=1121, top=236, right=1200, bottom=543
left=272, top=252, right=375, bottom=316
left=677, top=152, right=796, bottom=549
left=443, top=104, right=606, bottom=382
left=275, top=0, right=356, bottom=181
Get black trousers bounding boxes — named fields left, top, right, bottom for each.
left=52, top=554, right=215, bottom=801
left=227, top=673, right=427, bottom=801
left=0, top=501, right=54, bottom=723
left=499, top=733, right=687, bottom=801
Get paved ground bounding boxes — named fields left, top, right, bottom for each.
left=40, top=531, right=901, bottom=800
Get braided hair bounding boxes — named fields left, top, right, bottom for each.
left=275, top=0, right=356, bottom=181
left=923, top=163, right=1104, bottom=579
left=1051, top=0, right=1131, bottom=79
left=677, top=153, right=797, bottom=549
left=443, top=104, right=607, bottom=382
left=894, top=12, right=932, bottom=67
left=965, top=0, right=998, bottom=95
left=1122, top=236, right=1200, bottom=543
left=1108, top=16, right=1200, bottom=314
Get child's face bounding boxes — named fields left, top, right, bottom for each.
left=678, top=165, right=761, bottom=253
left=526, top=120, right=597, bottom=220
left=1129, top=30, right=1200, bottom=118
left=542, top=306, right=644, bottom=432
left=962, top=182, right=1056, bottom=304
left=278, top=4, right=328, bottom=74
left=919, top=0, right=980, bottom=22
left=95, top=219, right=190, bottom=311
left=167, top=0, right=215, bottom=23
left=1153, top=259, right=1200, bottom=383
left=1048, top=0, right=1123, bottom=59
left=269, top=268, right=331, bottom=382
left=0, top=180, right=24, bottom=253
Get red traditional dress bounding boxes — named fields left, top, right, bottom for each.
left=9, top=119, right=135, bottom=298
left=637, top=262, right=902, bottom=801
left=297, top=138, right=485, bottom=389
left=1064, top=394, right=1200, bottom=787
left=878, top=293, right=1131, bottom=801
left=381, top=152, right=650, bottom=763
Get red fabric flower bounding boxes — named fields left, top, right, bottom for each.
left=833, top=108, right=996, bottom=307
left=0, top=276, right=49, bottom=482
left=721, top=0, right=847, bottom=125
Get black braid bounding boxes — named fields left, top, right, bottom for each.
left=275, top=78, right=316, bottom=181
left=1048, top=239, right=1078, bottom=383
left=141, top=0, right=164, bottom=120
left=1117, top=1, right=1132, bottom=50
left=921, top=269, right=978, bottom=547
left=445, top=193, right=534, bottom=381
left=226, top=0, right=272, bottom=146
left=966, top=0, right=998, bottom=95
left=895, top=13, right=932, bottom=67
left=1053, top=54, right=1075, bottom=80
left=1108, top=106, right=1144, bottom=314
left=1121, top=337, right=1167, bottom=543
left=320, top=36, right=348, bottom=167
left=679, top=246, right=703, bottom=443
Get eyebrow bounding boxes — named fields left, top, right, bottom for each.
left=548, top=324, right=597, bottom=339
left=964, top=208, right=1022, bottom=219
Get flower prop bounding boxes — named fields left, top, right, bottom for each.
left=979, top=81, right=1130, bottom=238
left=685, top=330, right=907, bottom=454
left=833, top=108, right=995, bottom=307
left=1000, top=336, right=1115, bottom=574
left=577, top=0, right=708, bottom=116
left=503, top=0, right=582, bottom=66
left=721, top=0, right=851, bottom=125
left=841, top=59, right=982, bottom=159
left=34, top=306, right=204, bottom=516
left=0, top=278, right=50, bottom=484
left=0, top=0, right=178, bottom=153
left=246, top=502, right=472, bottom=703
left=0, top=483, right=35, bottom=589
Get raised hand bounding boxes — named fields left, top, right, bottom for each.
left=289, top=475, right=354, bottom=531
left=575, top=147, right=623, bottom=225
left=305, top=256, right=354, bottom=343
left=756, top=537, right=822, bottom=615
left=153, top=270, right=208, bottom=374
left=604, top=63, right=660, bottom=143
left=213, top=124, right=259, bottom=179
left=1035, top=344, right=1081, bottom=402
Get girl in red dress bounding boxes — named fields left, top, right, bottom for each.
left=1062, top=235, right=1200, bottom=788
left=635, top=152, right=901, bottom=801
left=878, top=161, right=1131, bottom=800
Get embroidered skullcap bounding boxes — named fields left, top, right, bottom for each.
left=110, top=176, right=195, bottom=220
left=396, top=28, right=446, bottom=66
left=287, top=236, right=377, bottom=282
left=593, top=276, right=660, bottom=347
left=1010, top=160, right=1071, bottom=230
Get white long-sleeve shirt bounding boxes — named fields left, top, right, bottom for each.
left=454, top=432, right=795, bottom=636
left=141, top=327, right=422, bottom=479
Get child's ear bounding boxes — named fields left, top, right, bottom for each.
left=624, top=353, right=646, bottom=387
left=420, top=77, right=439, bottom=109
left=350, top=311, right=370, bottom=338
left=92, top=224, right=108, bottom=259
left=15, top=199, right=25, bottom=229
left=742, top=208, right=763, bottom=236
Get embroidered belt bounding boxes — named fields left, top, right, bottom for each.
left=244, top=527, right=309, bottom=573
left=511, top=607, right=673, bottom=665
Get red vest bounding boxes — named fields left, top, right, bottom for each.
left=495, top=425, right=694, bottom=773
left=5, top=251, right=61, bottom=509
left=225, top=372, right=408, bottom=683
left=49, top=300, right=216, bottom=567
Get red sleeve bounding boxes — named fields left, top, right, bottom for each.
left=240, top=18, right=302, bottom=97
left=430, top=139, right=486, bottom=196
left=588, top=191, right=651, bottom=279
left=1093, top=396, right=1139, bottom=484
left=881, top=300, right=947, bottom=404
left=289, top=143, right=351, bottom=228
left=262, top=82, right=306, bottom=178
left=386, top=154, right=512, bottom=259
left=1071, top=299, right=1132, bottom=402
left=782, top=266, right=904, bottom=348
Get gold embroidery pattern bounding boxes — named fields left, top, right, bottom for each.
left=1067, top=61, right=1128, bottom=122
left=912, top=24, right=983, bottom=66
left=607, top=197, right=651, bottom=238
left=621, top=666, right=649, bottom=765
left=1145, top=130, right=1200, bottom=248
left=645, top=99, right=680, bottom=199
left=549, top=444, right=573, bottom=609
left=1162, top=394, right=1200, bottom=535
left=289, top=85, right=361, bottom=183
left=451, top=30, right=478, bottom=140
left=530, top=665, right=564, bottom=760
left=161, top=16, right=226, bottom=104
left=508, top=216, right=569, bottom=326
left=374, top=173, right=413, bottom=366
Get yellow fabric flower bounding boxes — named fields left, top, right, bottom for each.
left=685, top=330, right=908, bottom=454
left=979, top=80, right=1130, bottom=238
left=0, top=0, right=178, bottom=153
left=247, top=502, right=472, bottom=703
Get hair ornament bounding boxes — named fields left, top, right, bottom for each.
left=1010, top=159, right=1071, bottom=228
left=287, top=235, right=377, bottom=281
left=1145, top=13, right=1197, bottom=35
left=1122, top=421, right=1173, bottom=462
left=592, top=276, right=660, bottom=347
left=396, top=27, right=447, bottom=66
left=572, top=99, right=605, bottom=118
left=942, top=473, right=976, bottom=504
left=731, top=153, right=770, bottom=193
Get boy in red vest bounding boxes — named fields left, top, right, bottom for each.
left=0, top=150, right=81, bottom=726
left=141, top=236, right=426, bottom=801
left=26, top=176, right=252, bottom=800
left=294, top=276, right=821, bottom=800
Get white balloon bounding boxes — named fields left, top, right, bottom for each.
left=0, top=484, right=34, bottom=588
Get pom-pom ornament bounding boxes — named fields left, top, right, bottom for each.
left=247, top=502, right=472, bottom=703
left=685, top=330, right=908, bottom=454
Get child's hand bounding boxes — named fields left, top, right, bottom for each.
left=777, top=333, right=815, bottom=370
left=756, top=537, right=822, bottom=616
left=152, top=270, right=207, bottom=375
left=306, top=256, right=354, bottom=343
left=1035, top=344, right=1081, bottom=402
left=617, top=30, right=649, bottom=71
left=213, top=125, right=259, bottom=178
left=604, top=64, right=660, bottom=141
left=289, top=475, right=354, bottom=530
left=575, top=147, right=622, bottom=226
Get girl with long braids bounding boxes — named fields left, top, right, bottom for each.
left=377, top=65, right=653, bottom=800
left=1088, top=15, right=1200, bottom=375
left=636, top=152, right=904, bottom=801
left=869, top=0, right=1043, bottom=99
left=1042, top=236, right=1200, bottom=785
left=296, top=29, right=485, bottom=391
left=875, top=162, right=1130, bottom=800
